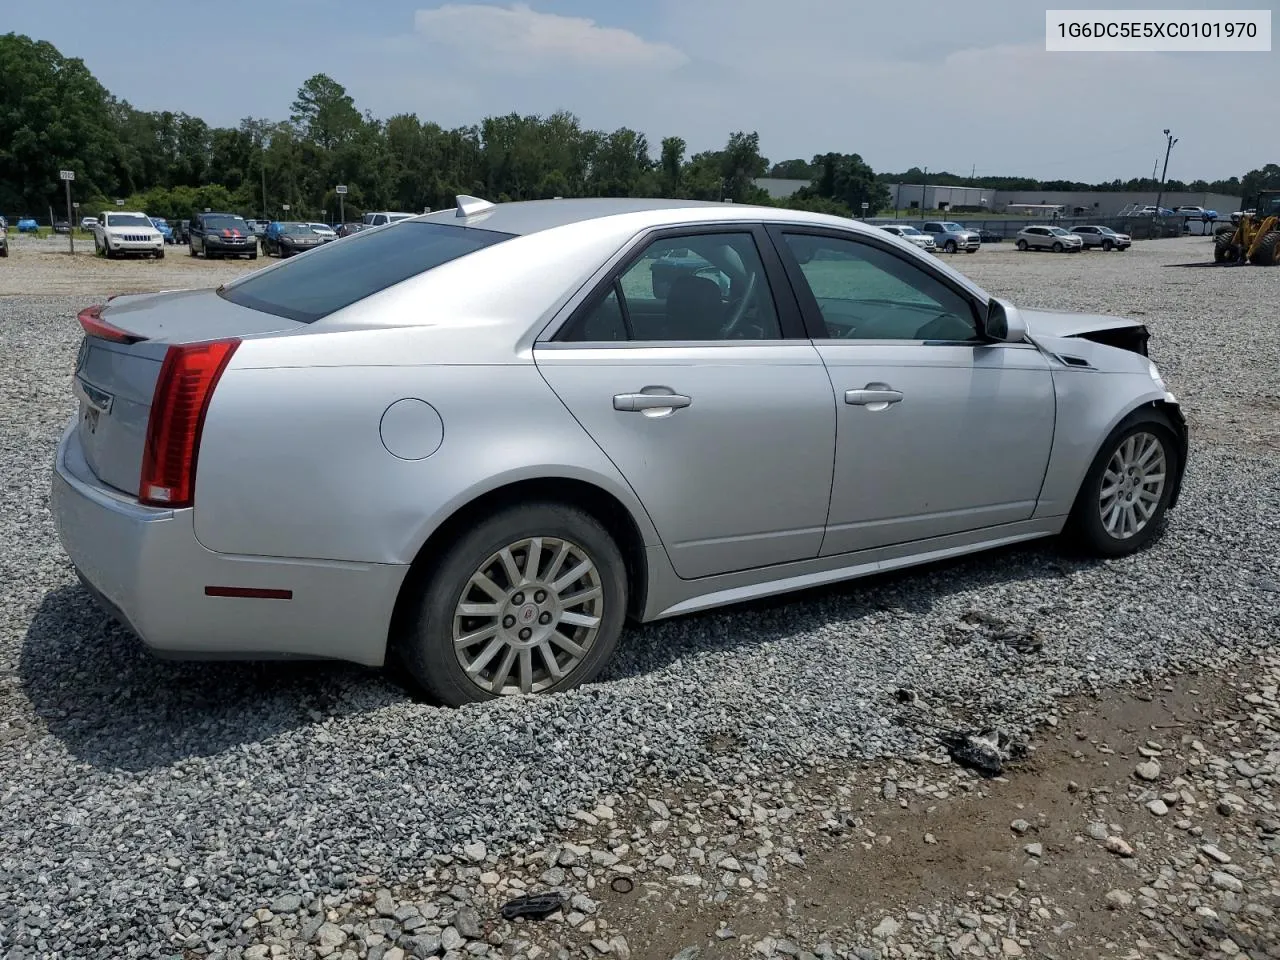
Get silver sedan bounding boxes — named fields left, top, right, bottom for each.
left=52, top=197, right=1188, bottom=705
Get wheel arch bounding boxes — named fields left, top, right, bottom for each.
left=387, top=474, right=654, bottom=660
left=1075, top=397, right=1188, bottom=513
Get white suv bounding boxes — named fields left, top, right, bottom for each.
left=361, top=211, right=417, bottom=227
left=92, top=211, right=164, bottom=259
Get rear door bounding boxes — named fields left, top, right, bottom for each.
left=535, top=224, right=837, bottom=581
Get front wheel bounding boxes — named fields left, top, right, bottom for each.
left=398, top=502, right=628, bottom=706
left=1016, top=239, right=1028, bottom=251
left=1065, top=410, right=1181, bottom=558
left=944, top=240, right=957, bottom=253
left=1102, top=240, right=1114, bottom=251
left=1052, top=241, right=1064, bottom=252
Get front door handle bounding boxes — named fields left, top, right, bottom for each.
left=845, top=385, right=904, bottom=407
left=613, top=391, right=692, bottom=412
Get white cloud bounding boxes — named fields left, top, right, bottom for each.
left=413, top=3, right=688, bottom=70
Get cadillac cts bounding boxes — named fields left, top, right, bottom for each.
left=52, top=196, right=1188, bottom=706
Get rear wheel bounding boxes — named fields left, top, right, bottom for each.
left=1016, top=239, right=1028, bottom=251
left=1248, top=230, right=1279, bottom=266
left=398, top=502, right=628, bottom=706
left=1065, top=410, right=1180, bottom=558
left=1214, top=231, right=1240, bottom=263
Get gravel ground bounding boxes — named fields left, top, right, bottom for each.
left=1, top=236, right=1278, bottom=959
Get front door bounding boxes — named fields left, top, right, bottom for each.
left=535, top=227, right=836, bottom=580
left=767, top=226, right=1056, bottom=557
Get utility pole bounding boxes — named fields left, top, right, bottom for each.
left=59, top=170, right=75, bottom=254
left=1154, top=129, right=1178, bottom=213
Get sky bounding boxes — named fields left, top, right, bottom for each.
left=6, top=0, right=1277, bottom=183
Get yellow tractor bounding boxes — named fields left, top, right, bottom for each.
left=1215, top=190, right=1280, bottom=265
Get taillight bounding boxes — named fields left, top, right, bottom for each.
left=78, top=304, right=143, bottom=344
left=139, top=339, right=240, bottom=508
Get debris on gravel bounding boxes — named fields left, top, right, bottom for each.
left=1, top=238, right=1278, bottom=958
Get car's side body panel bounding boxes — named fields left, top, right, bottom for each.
left=193, top=354, right=661, bottom=564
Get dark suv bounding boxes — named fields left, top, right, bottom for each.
left=189, top=212, right=257, bottom=260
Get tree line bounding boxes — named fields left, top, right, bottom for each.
left=3, top=32, right=1275, bottom=227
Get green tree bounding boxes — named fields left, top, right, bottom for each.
left=769, top=159, right=815, bottom=180
left=0, top=33, right=121, bottom=211
left=659, top=136, right=685, bottom=197
left=290, top=74, right=363, bottom=152
left=1240, top=164, right=1280, bottom=201
left=804, top=152, right=891, bottom=214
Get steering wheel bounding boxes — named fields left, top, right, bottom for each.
left=720, top=271, right=758, bottom=337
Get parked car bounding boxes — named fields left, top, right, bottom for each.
left=80, top=216, right=99, bottom=231
left=1016, top=225, right=1083, bottom=252
left=921, top=221, right=980, bottom=253
left=52, top=195, right=1187, bottom=706
left=878, top=224, right=937, bottom=252
left=149, top=217, right=175, bottom=244
left=1173, top=206, right=1217, bottom=220
left=335, top=222, right=367, bottom=238
left=53, top=220, right=72, bottom=235
left=243, top=219, right=270, bottom=239
left=0, top=217, right=8, bottom=258
left=189, top=212, right=257, bottom=260
left=308, top=222, right=338, bottom=243
left=91, top=210, right=165, bottom=259
left=16, top=218, right=39, bottom=234
left=173, top=219, right=191, bottom=244
left=262, top=220, right=326, bottom=257
left=1070, top=225, right=1131, bottom=251
left=361, top=211, right=417, bottom=227
left=649, top=247, right=730, bottom=297
left=975, top=228, right=1003, bottom=243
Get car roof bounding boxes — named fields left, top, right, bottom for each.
left=412, top=196, right=871, bottom=238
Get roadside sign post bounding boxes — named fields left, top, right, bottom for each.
left=59, top=170, right=75, bottom=254
left=861, top=201, right=869, bottom=220
left=335, top=185, right=347, bottom=224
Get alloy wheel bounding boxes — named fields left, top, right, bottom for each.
left=1098, top=431, right=1167, bottom=540
left=451, top=536, right=604, bottom=695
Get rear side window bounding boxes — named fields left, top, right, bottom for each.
left=219, top=221, right=514, bottom=323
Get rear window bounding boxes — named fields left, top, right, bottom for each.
left=219, top=221, right=514, bottom=323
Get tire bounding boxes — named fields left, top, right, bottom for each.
left=1214, top=231, right=1239, bottom=263
left=1052, top=241, right=1063, bottom=252
left=189, top=244, right=197, bottom=257
left=156, top=249, right=164, bottom=260
left=0, top=246, right=7, bottom=258
left=397, top=501, right=628, bottom=706
left=1016, top=239, right=1028, bottom=251
left=1248, top=230, right=1279, bottom=266
left=1102, top=240, right=1114, bottom=251
left=249, top=252, right=258, bottom=261
left=944, top=240, right=957, bottom=253
left=1064, top=409, right=1181, bottom=558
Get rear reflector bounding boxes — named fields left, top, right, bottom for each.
left=204, top=586, right=293, bottom=600
left=78, top=304, right=144, bottom=344
left=139, top=338, right=240, bottom=508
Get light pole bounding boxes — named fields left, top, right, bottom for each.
left=1155, top=129, right=1178, bottom=213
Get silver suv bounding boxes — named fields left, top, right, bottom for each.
left=921, top=221, right=980, bottom=253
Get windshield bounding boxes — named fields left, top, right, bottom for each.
left=941, top=222, right=963, bottom=232
left=897, top=226, right=922, bottom=236
left=107, top=214, right=152, bottom=228
left=1049, top=227, right=1071, bottom=235
left=220, top=221, right=514, bottom=323
left=1096, top=227, right=1116, bottom=235
left=203, top=215, right=248, bottom=231
left=279, top=222, right=314, bottom=235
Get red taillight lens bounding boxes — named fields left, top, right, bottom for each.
left=78, top=304, right=143, bottom=344
left=139, top=339, right=240, bottom=508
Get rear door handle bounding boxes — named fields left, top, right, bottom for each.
left=845, top=386, right=903, bottom=406
left=613, top=392, right=692, bottom=412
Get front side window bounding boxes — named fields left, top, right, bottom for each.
left=780, top=233, right=979, bottom=342
left=219, top=221, right=513, bottom=323
left=562, top=232, right=783, bottom=342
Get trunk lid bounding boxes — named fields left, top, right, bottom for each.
left=73, top=289, right=304, bottom=496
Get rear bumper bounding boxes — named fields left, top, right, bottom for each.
left=51, top=420, right=407, bottom=666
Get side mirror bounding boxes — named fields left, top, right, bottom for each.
left=985, top=297, right=1027, bottom=343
